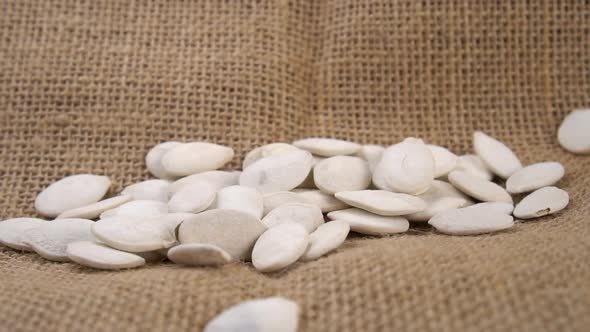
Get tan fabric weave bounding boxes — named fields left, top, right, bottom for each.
left=1, top=1, right=589, bottom=331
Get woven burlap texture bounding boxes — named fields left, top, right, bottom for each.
left=1, top=1, right=589, bottom=331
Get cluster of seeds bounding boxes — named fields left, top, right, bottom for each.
left=0, top=130, right=574, bottom=273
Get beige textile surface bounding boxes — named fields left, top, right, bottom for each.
left=1, top=1, right=589, bottom=331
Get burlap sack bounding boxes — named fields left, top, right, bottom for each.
left=1, top=1, right=589, bottom=331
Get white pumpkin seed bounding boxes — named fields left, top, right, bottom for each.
left=239, top=150, right=313, bottom=194
left=25, top=218, right=95, bottom=262
left=293, top=189, right=348, bottom=213
left=428, top=206, right=514, bottom=235
left=160, top=142, right=234, bottom=177
left=558, top=109, right=590, bottom=154
left=57, top=195, right=132, bottom=219
left=448, top=170, right=513, bottom=203
left=121, top=179, right=171, bottom=202
left=100, top=200, right=168, bottom=219
left=67, top=241, right=145, bottom=270
left=243, top=143, right=301, bottom=169
left=252, top=223, right=309, bottom=272
left=334, top=190, right=426, bottom=216
left=262, top=203, right=323, bottom=233
left=327, top=208, right=409, bottom=235
left=454, top=154, right=494, bottom=181
left=513, top=186, right=569, bottom=219
left=0, top=218, right=45, bottom=251
left=473, top=131, right=522, bottom=179
left=506, top=162, right=565, bottom=194
left=262, top=192, right=309, bottom=216
left=145, top=141, right=183, bottom=180
left=91, top=214, right=187, bottom=252
left=35, top=174, right=111, bottom=218
left=313, top=156, right=371, bottom=194
left=301, top=220, right=349, bottom=261
left=168, top=182, right=216, bottom=213
left=214, top=185, right=263, bottom=219
left=427, top=144, right=458, bottom=178
left=167, top=243, right=232, bottom=266
left=204, top=297, right=299, bottom=332
left=372, top=140, right=435, bottom=195
left=178, top=209, right=267, bottom=261
left=292, top=138, right=361, bottom=157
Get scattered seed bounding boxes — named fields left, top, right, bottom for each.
left=34, top=174, right=111, bottom=218
left=506, top=162, right=565, bottom=194
left=204, top=297, right=299, bottom=332
left=252, top=223, right=309, bottom=272
left=558, top=109, right=590, bottom=154
left=66, top=241, right=146, bottom=270
left=513, top=186, right=569, bottom=219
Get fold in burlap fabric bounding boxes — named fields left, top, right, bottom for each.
left=1, top=1, right=589, bottom=331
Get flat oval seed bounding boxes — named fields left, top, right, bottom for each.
left=313, top=156, right=371, bottom=194
left=292, top=138, right=361, bottom=157
left=204, top=297, right=299, bottom=332
left=262, top=192, right=309, bottom=216
left=161, top=142, right=234, bottom=177
left=243, top=143, right=301, bottom=169
left=215, top=185, right=263, bottom=219
left=167, top=243, right=232, bottom=266
left=356, top=144, right=384, bottom=171
left=35, top=174, right=111, bottom=217
left=121, top=179, right=171, bottom=202
left=239, top=150, right=313, bottom=194
left=262, top=203, right=324, bottom=233
left=513, top=186, right=569, bottom=219
left=168, top=170, right=240, bottom=197
left=558, top=109, right=590, bottom=154
left=25, top=218, right=95, bottom=262
left=448, top=170, right=513, bottom=203
left=57, top=195, right=132, bottom=219
left=67, top=241, right=145, bottom=270
left=301, top=220, right=349, bottom=261
left=506, top=162, right=565, bottom=194
left=454, top=154, right=494, bottom=181
left=252, top=223, right=309, bottom=273
left=473, top=131, right=522, bottom=179
left=429, top=206, right=514, bottom=235
left=427, top=145, right=458, bottom=178
left=168, top=182, right=216, bottom=213
left=0, top=218, right=45, bottom=251
left=293, top=189, right=348, bottom=213
left=145, top=141, right=183, bottom=180
left=327, top=208, right=409, bottom=235
left=464, top=202, right=514, bottom=215
left=91, top=215, right=178, bottom=253
left=372, top=140, right=435, bottom=195
left=100, top=200, right=168, bottom=219
left=334, top=190, right=426, bottom=216
left=178, top=209, right=267, bottom=261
